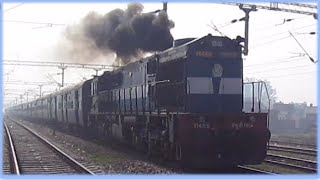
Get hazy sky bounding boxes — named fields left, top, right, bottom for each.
left=3, top=2, right=318, bottom=106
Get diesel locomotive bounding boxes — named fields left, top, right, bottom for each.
left=6, top=34, right=271, bottom=168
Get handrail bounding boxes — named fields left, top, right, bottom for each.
left=243, top=81, right=270, bottom=115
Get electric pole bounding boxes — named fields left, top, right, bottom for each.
left=39, top=84, right=43, bottom=97
left=93, top=68, right=101, bottom=76
left=25, top=92, right=29, bottom=102
left=239, top=4, right=257, bottom=55
left=163, top=2, right=167, bottom=12
left=58, top=65, right=67, bottom=88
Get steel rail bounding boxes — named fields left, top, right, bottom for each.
left=237, top=165, right=276, bottom=174
left=12, top=120, right=95, bottom=175
left=264, top=159, right=317, bottom=173
left=270, top=140, right=316, bottom=149
left=269, top=145, right=316, bottom=156
left=3, top=121, right=21, bottom=175
left=267, top=153, right=317, bottom=165
left=265, top=153, right=317, bottom=173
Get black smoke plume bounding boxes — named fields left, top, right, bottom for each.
left=61, top=3, right=174, bottom=65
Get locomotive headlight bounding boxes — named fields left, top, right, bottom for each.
left=217, top=153, right=222, bottom=159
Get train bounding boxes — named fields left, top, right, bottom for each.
left=6, top=34, right=271, bottom=168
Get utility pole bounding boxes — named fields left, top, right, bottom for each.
left=20, top=95, right=23, bottom=104
left=39, top=85, right=43, bottom=97
left=239, top=4, right=257, bottom=55
left=25, top=92, right=29, bottom=102
left=93, top=68, right=100, bottom=76
left=58, top=65, right=67, bottom=88
left=163, top=2, right=167, bottom=12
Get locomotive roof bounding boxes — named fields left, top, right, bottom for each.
left=106, top=34, right=234, bottom=74
left=161, top=33, right=218, bottom=52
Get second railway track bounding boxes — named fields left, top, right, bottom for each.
left=269, top=144, right=317, bottom=156
left=3, top=119, right=95, bottom=175
left=265, top=153, right=317, bottom=173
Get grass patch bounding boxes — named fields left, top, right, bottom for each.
left=90, top=153, right=124, bottom=164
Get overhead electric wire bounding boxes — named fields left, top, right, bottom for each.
left=251, top=35, right=292, bottom=49
left=251, top=23, right=316, bottom=40
left=244, top=56, right=306, bottom=68
left=289, top=31, right=316, bottom=63
left=256, top=70, right=316, bottom=79
left=3, top=20, right=65, bottom=26
left=4, top=3, right=24, bottom=12
left=252, top=15, right=311, bottom=33
left=251, top=28, right=316, bottom=49
left=245, top=63, right=315, bottom=74
left=207, top=20, right=227, bottom=37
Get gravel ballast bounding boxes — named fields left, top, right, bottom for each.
left=14, top=118, right=177, bottom=174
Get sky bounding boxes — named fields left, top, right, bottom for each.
left=3, top=2, right=318, bottom=107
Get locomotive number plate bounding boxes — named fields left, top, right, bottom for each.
left=193, top=122, right=210, bottom=129
left=231, top=122, right=253, bottom=130
left=195, top=51, right=213, bottom=58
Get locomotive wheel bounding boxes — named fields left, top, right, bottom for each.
left=131, top=133, right=139, bottom=149
left=101, top=122, right=107, bottom=137
left=160, top=141, right=171, bottom=161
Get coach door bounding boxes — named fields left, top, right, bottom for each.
left=75, top=90, right=79, bottom=125
left=49, top=99, right=51, bottom=120
left=54, top=97, right=58, bottom=121
left=61, top=95, right=64, bottom=122
left=65, top=93, right=68, bottom=123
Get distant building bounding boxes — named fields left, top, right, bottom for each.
left=269, top=102, right=315, bottom=133
left=302, top=104, right=317, bottom=130
left=306, top=104, right=317, bottom=121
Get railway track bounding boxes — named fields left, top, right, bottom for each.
left=269, top=145, right=317, bottom=156
left=3, top=119, right=95, bottom=175
left=237, top=165, right=275, bottom=174
left=265, top=153, right=317, bottom=173
left=3, top=122, right=20, bottom=174
left=7, top=118, right=270, bottom=175
left=179, top=165, right=274, bottom=174
left=270, top=140, right=316, bottom=149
